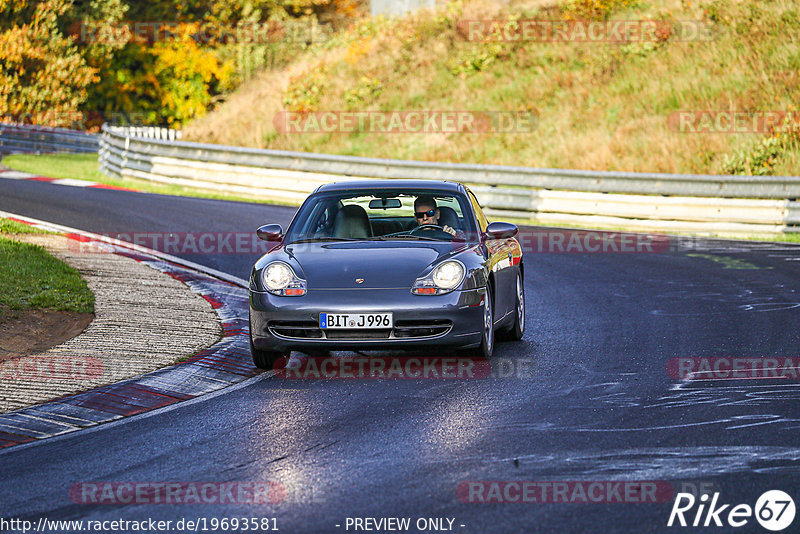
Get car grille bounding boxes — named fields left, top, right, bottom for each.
left=268, top=319, right=452, bottom=340
left=325, top=329, right=391, bottom=339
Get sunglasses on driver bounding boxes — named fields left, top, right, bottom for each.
left=414, top=209, right=436, bottom=219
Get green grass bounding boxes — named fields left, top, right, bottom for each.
left=0, top=217, right=52, bottom=235
left=4, top=153, right=106, bottom=183
left=722, top=232, right=800, bottom=243
left=2, top=153, right=298, bottom=207
left=0, top=236, right=94, bottom=317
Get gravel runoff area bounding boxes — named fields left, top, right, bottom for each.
left=0, top=234, right=221, bottom=413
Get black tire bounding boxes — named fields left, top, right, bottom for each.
left=250, top=338, right=286, bottom=370
left=461, top=283, right=494, bottom=358
left=498, top=270, right=525, bottom=341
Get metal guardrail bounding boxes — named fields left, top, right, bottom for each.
left=0, top=123, right=99, bottom=154
left=99, top=125, right=800, bottom=198
left=8, top=121, right=795, bottom=234
left=99, top=124, right=800, bottom=235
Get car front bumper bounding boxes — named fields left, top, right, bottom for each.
left=249, top=287, right=485, bottom=352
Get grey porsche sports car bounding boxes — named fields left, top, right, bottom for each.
left=249, top=180, right=524, bottom=369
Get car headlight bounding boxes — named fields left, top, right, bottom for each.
left=412, top=260, right=465, bottom=295
left=432, top=261, right=465, bottom=289
left=262, top=262, right=306, bottom=296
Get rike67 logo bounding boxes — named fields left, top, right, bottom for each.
left=668, top=490, right=795, bottom=531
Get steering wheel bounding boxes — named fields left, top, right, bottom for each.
left=409, top=224, right=455, bottom=239
left=410, top=224, right=443, bottom=234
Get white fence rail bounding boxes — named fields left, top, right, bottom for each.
left=98, top=125, right=800, bottom=235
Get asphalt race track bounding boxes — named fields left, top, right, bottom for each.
left=1, top=178, right=800, bottom=533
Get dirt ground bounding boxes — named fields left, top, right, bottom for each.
left=0, top=307, right=93, bottom=361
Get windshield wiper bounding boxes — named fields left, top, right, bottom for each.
left=370, top=235, right=442, bottom=242
left=288, top=237, right=362, bottom=244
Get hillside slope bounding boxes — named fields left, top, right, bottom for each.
left=184, top=0, right=800, bottom=176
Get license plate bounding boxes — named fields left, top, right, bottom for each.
left=320, top=312, right=393, bottom=329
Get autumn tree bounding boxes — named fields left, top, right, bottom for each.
left=0, top=0, right=125, bottom=127
left=0, top=0, right=364, bottom=128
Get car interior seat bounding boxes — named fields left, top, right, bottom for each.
left=437, top=206, right=461, bottom=230
left=333, top=205, right=372, bottom=239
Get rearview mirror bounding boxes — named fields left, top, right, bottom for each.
left=368, top=198, right=402, bottom=209
left=257, top=224, right=283, bottom=241
left=484, top=221, right=518, bottom=240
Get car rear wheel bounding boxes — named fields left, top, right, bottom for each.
left=498, top=271, right=525, bottom=341
left=461, top=284, right=494, bottom=358
left=250, top=338, right=286, bottom=370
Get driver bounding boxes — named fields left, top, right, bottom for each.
left=414, top=195, right=456, bottom=236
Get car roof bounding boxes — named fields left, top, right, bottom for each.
left=314, top=180, right=465, bottom=194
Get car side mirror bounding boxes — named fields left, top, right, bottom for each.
left=257, top=224, right=283, bottom=241
left=484, top=221, right=518, bottom=240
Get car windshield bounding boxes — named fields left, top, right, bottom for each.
left=285, top=189, right=477, bottom=243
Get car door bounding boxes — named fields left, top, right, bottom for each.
left=467, top=189, right=515, bottom=322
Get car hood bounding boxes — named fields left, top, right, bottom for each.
left=279, top=241, right=473, bottom=289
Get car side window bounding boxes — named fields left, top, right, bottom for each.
left=468, top=190, right=488, bottom=232
left=295, top=199, right=337, bottom=238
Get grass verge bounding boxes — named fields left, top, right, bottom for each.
left=0, top=217, right=54, bottom=235
left=0, top=220, right=94, bottom=320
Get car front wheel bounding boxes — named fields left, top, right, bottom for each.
left=499, top=271, right=525, bottom=341
left=250, top=338, right=287, bottom=370
left=461, top=284, right=494, bottom=358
